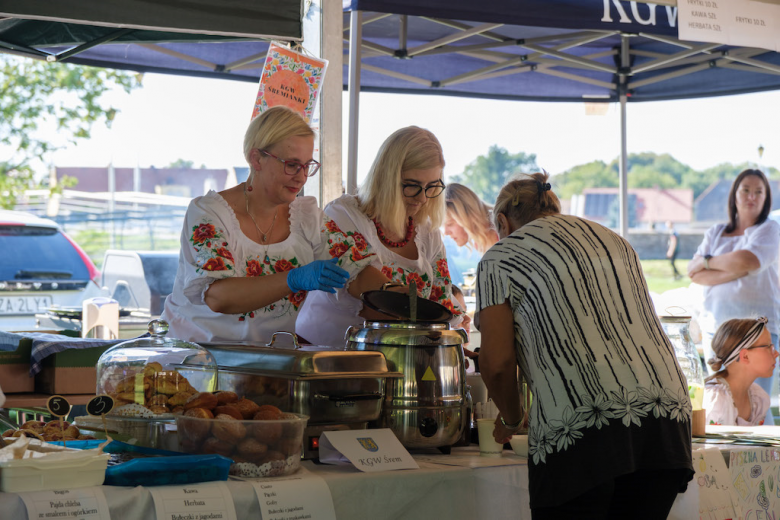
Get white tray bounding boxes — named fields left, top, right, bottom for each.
left=0, top=442, right=109, bottom=493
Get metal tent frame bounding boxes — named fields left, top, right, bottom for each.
left=342, top=7, right=780, bottom=236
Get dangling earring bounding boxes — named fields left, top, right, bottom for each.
left=246, top=174, right=253, bottom=192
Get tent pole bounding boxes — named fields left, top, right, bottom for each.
left=347, top=11, right=363, bottom=195
left=619, top=34, right=629, bottom=238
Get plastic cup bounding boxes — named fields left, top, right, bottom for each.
left=476, top=418, right=503, bottom=457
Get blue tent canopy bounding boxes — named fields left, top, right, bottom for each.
left=343, top=0, right=780, bottom=102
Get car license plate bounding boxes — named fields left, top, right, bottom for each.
left=0, top=295, right=54, bottom=315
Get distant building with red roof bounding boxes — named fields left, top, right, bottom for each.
left=570, top=187, right=693, bottom=228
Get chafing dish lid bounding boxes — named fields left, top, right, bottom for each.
left=200, top=332, right=396, bottom=378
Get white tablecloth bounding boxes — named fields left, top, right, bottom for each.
left=0, top=446, right=697, bottom=519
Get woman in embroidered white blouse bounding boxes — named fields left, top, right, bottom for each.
left=162, top=107, right=379, bottom=343
left=296, top=126, right=462, bottom=347
left=704, top=317, right=778, bottom=426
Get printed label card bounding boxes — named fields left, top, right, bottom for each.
left=252, top=43, right=328, bottom=123
left=148, top=481, right=237, bottom=520
left=250, top=470, right=336, bottom=520
left=19, top=487, right=111, bottom=520
left=319, top=428, right=418, bottom=472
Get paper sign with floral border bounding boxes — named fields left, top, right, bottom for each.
left=252, top=43, right=328, bottom=123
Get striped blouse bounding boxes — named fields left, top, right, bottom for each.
left=477, top=214, right=693, bottom=508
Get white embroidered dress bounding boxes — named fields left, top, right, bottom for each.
left=161, top=192, right=375, bottom=343
left=703, top=376, right=770, bottom=426
left=296, top=194, right=461, bottom=347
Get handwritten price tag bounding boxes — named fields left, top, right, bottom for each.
left=47, top=395, right=71, bottom=418
left=19, top=487, right=110, bottom=520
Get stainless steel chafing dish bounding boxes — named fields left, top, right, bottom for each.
left=193, top=332, right=402, bottom=459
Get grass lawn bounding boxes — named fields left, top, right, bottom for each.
left=641, top=259, right=691, bottom=295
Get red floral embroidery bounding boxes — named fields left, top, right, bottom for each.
left=216, top=247, right=234, bottom=262
left=192, top=223, right=216, bottom=244
left=203, top=257, right=227, bottom=271
left=246, top=260, right=263, bottom=277
left=351, top=247, right=371, bottom=262
left=406, top=272, right=425, bottom=293
left=436, top=258, right=451, bottom=280
left=381, top=266, right=394, bottom=279
left=442, top=299, right=456, bottom=313
left=353, top=234, right=368, bottom=252
left=430, top=285, right=444, bottom=301
left=289, top=290, right=307, bottom=309
left=325, top=220, right=341, bottom=233
left=274, top=259, right=294, bottom=272
left=329, top=242, right=349, bottom=258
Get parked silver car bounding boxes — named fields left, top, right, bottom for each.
left=0, top=210, right=102, bottom=331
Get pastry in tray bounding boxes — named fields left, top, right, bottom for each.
left=102, top=362, right=197, bottom=417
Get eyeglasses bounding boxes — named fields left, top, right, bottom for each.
left=746, top=344, right=777, bottom=352
left=402, top=182, right=446, bottom=198
left=260, top=150, right=320, bottom=177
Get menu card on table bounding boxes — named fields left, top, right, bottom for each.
left=319, top=428, right=418, bottom=472
left=148, top=481, right=237, bottom=520
left=19, top=487, right=111, bottom=520
left=249, top=469, right=336, bottom=520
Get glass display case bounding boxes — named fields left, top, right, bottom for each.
left=95, top=320, right=217, bottom=418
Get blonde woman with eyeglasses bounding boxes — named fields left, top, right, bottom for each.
left=444, top=183, right=498, bottom=254
left=162, top=106, right=378, bottom=343
left=704, top=317, right=778, bottom=426
left=296, top=126, right=463, bottom=347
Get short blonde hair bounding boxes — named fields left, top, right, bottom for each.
left=494, top=172, right=561, bottom=230
left=243, top=106, right=314, bottom=167
left=358, top=126, right=445, bottom=238
left=446, top=183, right=496, bottom=253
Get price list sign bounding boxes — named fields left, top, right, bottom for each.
left=148, top=482, right=237, bottom=520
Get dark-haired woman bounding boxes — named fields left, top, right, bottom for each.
left=688, top=169, right=780, bottom=425
left=477, top=173, right=693, bottom=519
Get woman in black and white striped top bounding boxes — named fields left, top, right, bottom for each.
left=476, top=173, right=693, bottom=519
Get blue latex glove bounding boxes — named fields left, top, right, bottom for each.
left=287, top=257, right=349, bottom=293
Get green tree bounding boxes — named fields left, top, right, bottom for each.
left=552, top=160, right=616, bottom=199
left=0, top=55, right=140, bottom=208
left=167, top=159, right=195, bottom=169
left=451, top=145, right=538, bottom=204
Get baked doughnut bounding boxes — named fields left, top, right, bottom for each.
left=215, top=391, right=239, bottom=405
left=181, top=409, right=213, bottom=442
left=234, top=398, right=261, bottom=420
left=277, top=436, right=303, bottom=457
left=213, top=405, right=243, bottom=421
left=251, top=420, right=283, bottom=445
left=211, top=414, right=247, bottom=444
left=184, top=392, right=218, bottom=411
left=254, top=404, right=282, bottom=420
left=259, top=450, right=286, bottom=464
left=236, top=437, right=269, bottom=459
left=202, top=436, right=234, bottom=457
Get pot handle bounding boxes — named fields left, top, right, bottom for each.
left=313, top=392, right=383, bottom=402
left=266, top=331, right=302, bottom=350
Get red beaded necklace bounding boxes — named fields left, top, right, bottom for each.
left=373, top=217, right=414, bottom=248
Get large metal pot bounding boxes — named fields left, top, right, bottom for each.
left=346, top=320, right=468, bottom=450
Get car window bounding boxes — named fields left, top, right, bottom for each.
left=0, top=225, right=90, bottom=282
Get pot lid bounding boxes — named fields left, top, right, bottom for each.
left=361, top=290, right=453, bottom=323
